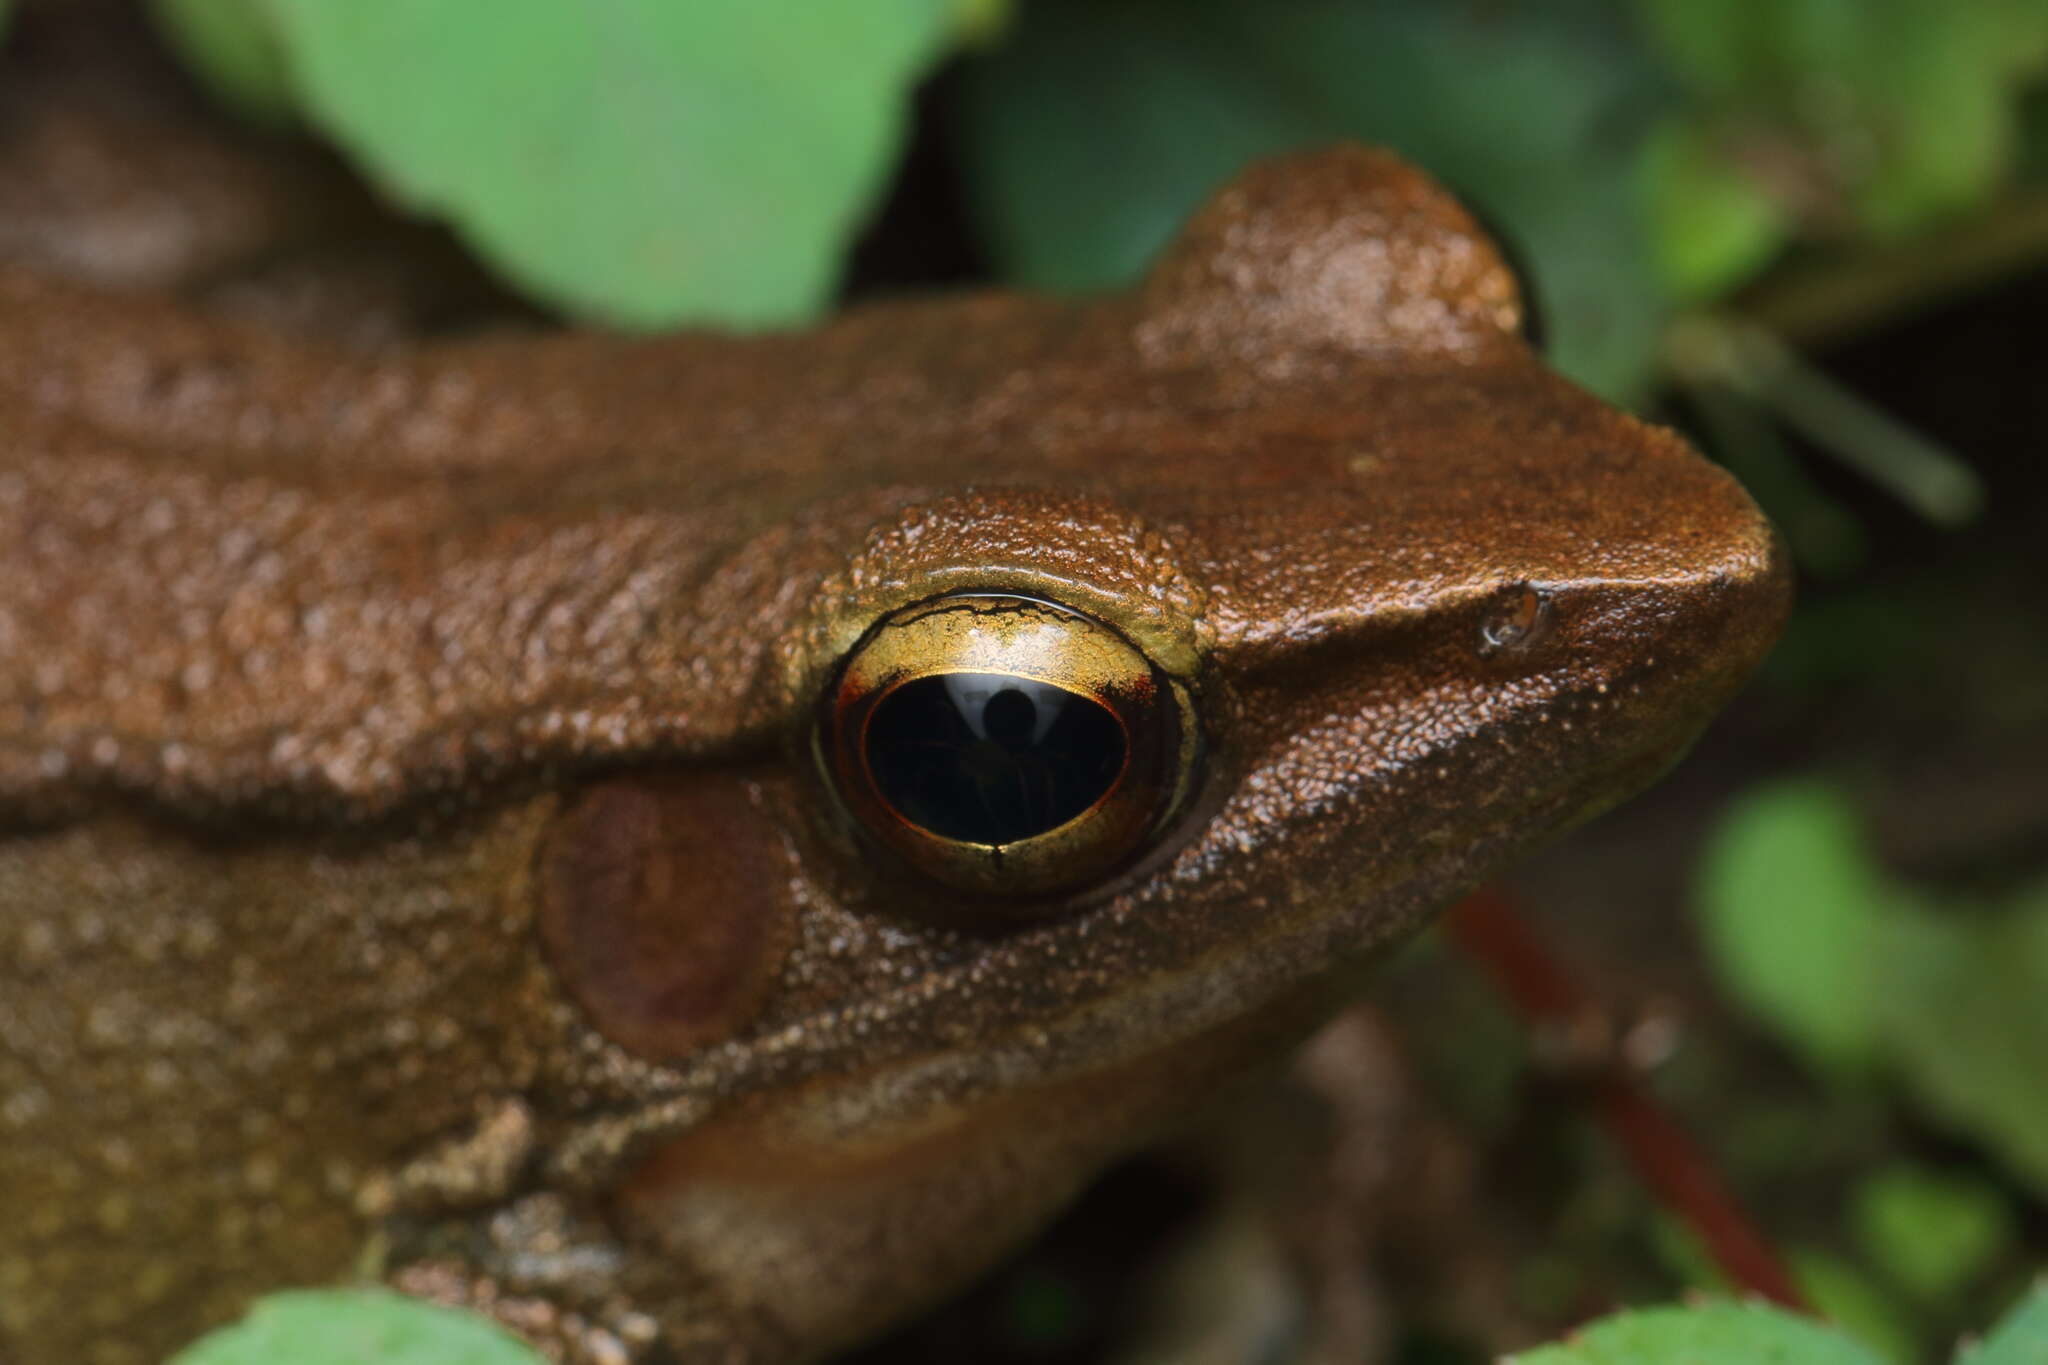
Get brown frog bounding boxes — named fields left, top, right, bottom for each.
left=0, top=127, right=1788, bottom=1362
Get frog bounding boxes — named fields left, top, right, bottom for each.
left=0, top=123, right=1790, bottom=1362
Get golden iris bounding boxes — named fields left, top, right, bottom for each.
left=817, top=592, right=1199, bottom=904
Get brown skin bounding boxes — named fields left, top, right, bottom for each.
left=0, top=135, right=1788, bottom=1362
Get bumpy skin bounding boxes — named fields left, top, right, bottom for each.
left=0, top=44, right=1788, bottom=1365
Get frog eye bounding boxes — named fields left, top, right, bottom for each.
left=816, top=592, right=1200, bottom=907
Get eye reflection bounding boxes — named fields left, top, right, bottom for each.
left=864, top=674, right=1126, bottom=846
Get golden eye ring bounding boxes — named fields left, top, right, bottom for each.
left=816, top=592, right=1201, bottom=906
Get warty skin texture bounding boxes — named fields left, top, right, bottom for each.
left=0, top=145, right=1788, bottom=1363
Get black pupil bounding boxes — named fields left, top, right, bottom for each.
left=864, top=673, right=1126, bottom=845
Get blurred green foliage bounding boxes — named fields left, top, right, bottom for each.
left=1699, top=779, right=2048, bottom=1197
left=1787, top=1248, right=1921, bottom=1363
left=1882, top=890, right=2048, bottom=1195
left=1964, top=1284, right=2048, bottom=1365
left=149, top=0, right=2048, bottom=402
left=179, top=1283, right=2048, bottom=1365
left=1509, top=1297, right=1876, bottom=1365
left=1853, top=1165, right=2015, bottom=1305
left=1654, top=1196, right=1987, bottom=1363
left=1640, top=0, right=2048, bottom=240
left=1508, top=1286, right=2048, bottom=1365
left=171, top=1290, right=543, bottom=1365
left=1696, top=779, right=1891, bottom=1074
left=152, top=0, right=995, bottom=326
left=149, top=0, right=296, bottom=126
left=1703, top=777, right=2048, bottom=1195
left=1641, top=115, right=1789, bottom=304
left=1695, top=779, right=2046, bottom=1356
left=961, top=0, right=1666, bottom=399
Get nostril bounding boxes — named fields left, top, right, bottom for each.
left=1477, top=583, right=1552, bottom=655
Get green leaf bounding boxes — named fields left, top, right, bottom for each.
left=1788, top=1249, right=1920, bottom=1364
left=149, top=0, right=299, bottom=127
left=1633, top=0, right=1778, bottom=95
left=1963, top=1282, right=2048, bottom=1365
left=960, top=0, right=1673, bottom=401
left=1880, top=886, right=2048, bottom=1196
left=1694, top=780, right=1890, bottom=1074
left=949, top=0, right=1014, bottom=48
left=169, top=1289, right=544, bottom=1365
left=263, top=0, right=962, bottom=327
left=1699, top=781, right=2048, bottom=1194
left=1843, top=3, right=2016, bottom=236
left=1642, top=116, right=1789, bottom=302
left=1638, top=0, right=2035, bottom=238
left=1508, top=1299, right=1886, bottom=1365
left=1852, top=1165, right=2014, bottom=1302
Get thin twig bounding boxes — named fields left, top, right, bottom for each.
left=1664, top=315, right=1984, bottom=528
left=1445, top=884, right=1811, bottom=1312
